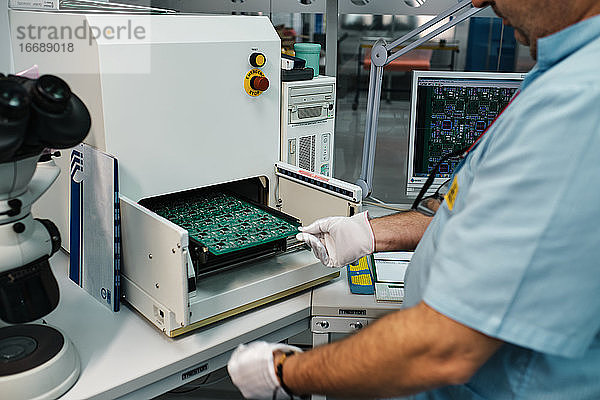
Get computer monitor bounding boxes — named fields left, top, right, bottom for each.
left=406, top=71, right=525, bottom=197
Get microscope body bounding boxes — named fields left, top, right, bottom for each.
left=0, top=73, right=90, bottom=400
left=0, top=73, right=90, bottom=325
left=0, top=155, right=62, bottom=324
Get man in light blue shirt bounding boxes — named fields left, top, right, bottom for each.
left=228, top=1, right=600, bottom=399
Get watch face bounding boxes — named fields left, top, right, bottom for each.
left=437, top=178, right=452, bottom=197
left=404, top=0, right=428, bottom=7
left=416, top=197, right=443, bottom=216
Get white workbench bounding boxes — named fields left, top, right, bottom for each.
left=24, top=243, right=403, bottom=399
left=311, top=267, right=402, bottom=344
left=36, top=251, right=313, bottom=400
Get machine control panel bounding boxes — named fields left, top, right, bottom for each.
left=321, top=133, right=330, bottom=162
left=244, top=50, right=270, bottom=97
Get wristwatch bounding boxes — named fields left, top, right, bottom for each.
left=414, top=196, right=443, bottom=217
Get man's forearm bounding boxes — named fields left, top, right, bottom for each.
left=281, top=302, right=501, bottom=399
left=371, top=211, right=433, bottom=252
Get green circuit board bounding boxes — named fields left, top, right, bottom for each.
left=149, top=191, right=299, bottom=255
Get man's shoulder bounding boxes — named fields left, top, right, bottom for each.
left=543, top=35, right=600, bottom=88
left=516, top=38, right=600, bottom=113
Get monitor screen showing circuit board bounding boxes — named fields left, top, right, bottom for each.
left=406, top=71, right=525, bottom=196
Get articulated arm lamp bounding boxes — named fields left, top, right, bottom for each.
left=355, top=0, right=489, bottom=199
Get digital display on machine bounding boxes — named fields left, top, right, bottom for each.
left=412, top=77, right=521, bottom=179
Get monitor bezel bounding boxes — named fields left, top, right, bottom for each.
left=406, top=70, right=526, bottom=197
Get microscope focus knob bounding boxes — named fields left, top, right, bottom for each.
left=250, top=76, right=269, bottom=92
left=12, top=222, right=25, bottom=234
left=249, top=52, right=266, bottom=68
left=36, top=218, right=61, bottom=255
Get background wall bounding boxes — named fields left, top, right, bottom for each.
left=0, top=1, right=12, bottom=73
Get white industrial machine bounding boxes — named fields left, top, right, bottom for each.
left=281, top=76, right=336, bottom=177
left=9, top=10, right=355, bottom=338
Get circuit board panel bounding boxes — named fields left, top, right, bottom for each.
left=415, top=84, right=518, bottom=178
left=147, top=192, right=299, bottom=255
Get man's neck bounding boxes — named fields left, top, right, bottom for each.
left=580, top=1, right=600, bottom=22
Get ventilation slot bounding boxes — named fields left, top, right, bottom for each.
left=299, top=135, right=316, bottom=171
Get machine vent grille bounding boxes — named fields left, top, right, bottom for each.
left=299, top=135, right=316, bottom=171
left=298, top=106, right=322, bottom=119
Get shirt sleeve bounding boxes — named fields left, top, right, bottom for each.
left=421, top=82, right=600, bottom=358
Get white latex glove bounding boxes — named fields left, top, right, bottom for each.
left=296, top=211, right=375, bottom=268
left=227, top=341, right=303, bottom=399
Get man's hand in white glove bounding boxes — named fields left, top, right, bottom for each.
left=228, top=341, right=302, bottom=399
left=296, top=211, right=375, bottom=268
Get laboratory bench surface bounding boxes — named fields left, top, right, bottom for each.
left=13, top=250, right=402, bottom=399
left=24, top=251, right=314, bottom=400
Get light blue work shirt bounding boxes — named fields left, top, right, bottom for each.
left=403, top=15, right=600, bottom=399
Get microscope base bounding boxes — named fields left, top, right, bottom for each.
left=0, top=324, right=80, bottom=400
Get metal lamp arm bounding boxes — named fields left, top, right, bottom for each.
left=356, top=0, right=489, bottom=199
left=387, top=0, right=477, bottom=57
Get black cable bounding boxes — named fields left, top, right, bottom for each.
left=411, top=146, right=468, bottom=210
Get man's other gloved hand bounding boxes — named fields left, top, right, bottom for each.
left=227, top=341, right=302, bottom=399
left=296, top=211, right=375, bottom=268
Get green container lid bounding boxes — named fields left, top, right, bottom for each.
left=294, top=43, right=321, bottom=77
left=294, top=43, right=321, bottom=54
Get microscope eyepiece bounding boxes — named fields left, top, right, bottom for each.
left=0, top=73, right=92, bottom=156
left=0, top=79, right=30, bottom=163
left=33, top=75, right=71, bottom=114
left=0, top=79, right=30, bottom=120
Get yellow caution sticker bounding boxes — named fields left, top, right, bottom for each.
left=444, top=176, right=459, bottom=211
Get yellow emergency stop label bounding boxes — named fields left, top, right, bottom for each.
left=445, top=176, right=459, bottom=211
left=244, top=69, right=265, bottom=97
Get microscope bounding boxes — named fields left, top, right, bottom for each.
left=0, top=74, right=90, bottom=399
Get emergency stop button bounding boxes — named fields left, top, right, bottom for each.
left=250, top=76, right=269, bottom=91
left=249, top=52, right=266, bottom=68
left=244, top=69, right=270, bottom=97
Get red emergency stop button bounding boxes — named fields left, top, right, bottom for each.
left=250, top=76, right=269, bottom=92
